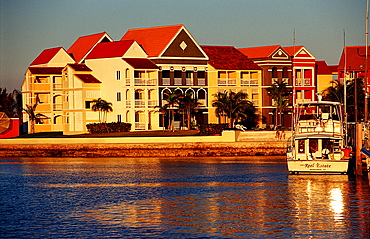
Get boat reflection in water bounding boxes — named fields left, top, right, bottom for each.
left=1, top=157, right=369, bottom=238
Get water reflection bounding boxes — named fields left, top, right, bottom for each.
left=0, top=157, right=369, bottom=238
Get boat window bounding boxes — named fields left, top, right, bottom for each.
left=298, top=140, right=305, bottom=153
left=309, top=139, right=318, bottom=154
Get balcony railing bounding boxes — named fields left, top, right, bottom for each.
left=162, top=78, right=170, bottom=86
left=53, top=84, right=62, bottom=90
left=198, top=78, right=206, bottom=86
left=148, top=100, right=157, bottom=108
left=186, top=78, right=193, bottom=86
left=134, top=78, right=157, bottom=86
left=135, top=100, right=145, bottom=108
left=53, top=104, right=63, bottom=111
left=126, top=79, right=130, bottom=86
left=126, top=101, right=131, bottom=108
left=135, top=122, right=145, bottom=130
left=174, top=78, right=182, bottom=85
left=218, top=78, right=236, bottom=86
left=296, top=78, right=311, bottom=86
left=198, top=99, right=207, bottom=107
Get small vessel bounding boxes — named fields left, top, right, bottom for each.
left=287, top=98, right=349, bottom=174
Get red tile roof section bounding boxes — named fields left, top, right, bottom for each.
left=85, top=41, right=135, bottom=59
left=328, top=65, right=338, bottom=73
left=120, top=25, right=183, bottom=57
left=75, top=74, right=101, bottom=83
left=67, top=32, right=110, bottom=63
left=201, top=46, right=261, bottom=70
left=67, top=64, right=92, bottom=71
left=28, top=67, right=64, bottom=74
left=316, top=61, right=332, bottom=75
left=338, top=46, right=370, bottom=71
left=30, top=47, right=63, bottom=66
left=283, top=46, right=304, bottom=56
left=238, top=45, right=280, bottom=59
left=123, top=58, right=159, bottom=69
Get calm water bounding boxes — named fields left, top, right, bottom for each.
left=1, top=156, right=369, bottom=238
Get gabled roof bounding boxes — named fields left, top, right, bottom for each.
left=120, top=25, right=185, bottom=57
left=85, top=41, right=135, bottom=60
left=30, top=47, right=64, bottom=66
left=123, top=58, right=159, bottom=69
left=283, top=46, right=304, bottom=56
left=201, top=45, right=261, bottom=70
left=28, top=67, right=64, bottom=74
left=316, top=61, right=332, bottom=75
left=67, top=32, right=112, bottom=63
left=238, top=45, right=281, bottom=59
left=75, top=74, right=101, bottom=83
left=338, top=46, right=370, bottom=71
left=67, top=63, right=92, bottom=71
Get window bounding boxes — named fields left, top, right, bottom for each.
left=116, top=71, right=121, bottom=80
left=85, top=101, right=91, bottom=109
left=117, top=114, right=122, bottom=122
left=117, top=92, right=122, bottom=101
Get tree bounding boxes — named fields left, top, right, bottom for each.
left=0, top=88, right=22, bottom=118
left=266, top=80, right=292, bottom=127
left=163, top=92, right=181, bottom=132
left=322, top=78, right=367, bottom=122
left=23, top=103, right=48, bottom=134
left=212, top=90, right=256, bottom=128
left=155, top=105, right=168, bottom=132
left=178, top=92, right=201, bottom=130
left=91, top=98, right=113, bottom=123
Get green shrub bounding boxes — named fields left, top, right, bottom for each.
left=199, top=124, right=228, bottom=136
left=86, top=122, right=131, bottom=134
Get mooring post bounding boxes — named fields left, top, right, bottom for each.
left=356, top=124, right=363, bottom=176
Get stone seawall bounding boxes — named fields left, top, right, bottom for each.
left=0, top=141, right=286, bottom=158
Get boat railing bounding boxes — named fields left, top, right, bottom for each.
left=295, top=119, right=342, bottom=134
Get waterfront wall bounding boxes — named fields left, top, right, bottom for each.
left=0, top=131, right=288, bottom=157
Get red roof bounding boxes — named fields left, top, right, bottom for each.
left=328, top=65, right=338, bottom=73
left=238, top=45, right=280, bottom=59
left=30, top=47, right=63, bottom=66
left=75, top=74, right=101, bottom=83
left=85, top=41, right=135, bottom=59
left=201, top=46, right=261, bottom=70
left=338, top=46, right=370, bottom=71
left=316, top=61, right=332, bottom=75
left=28, top=67, right=64, bottom=74
left=67, top=64, right=92, bottom=71
left=120, top=25, right=184, bottom=57
left=124, top=58, right=159, bottom=69
left=283, top=46, right=304, bottom=56
left=67, top=32, right=111, bottom=63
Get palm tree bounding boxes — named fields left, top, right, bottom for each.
left=91, top=98, right=113, bottom=123
left=23, top=103, right=48, bottom=134
left=178, top=92, right=201, bottom=130
left=163, top=92, right=181, bottom=132
left=266, top=80, right=292, bottom=127
left=155, top=105, right=168, bottom=132
left=0, top=88, right=22, bottom=118
left=212, top=90, right=256, bottom=128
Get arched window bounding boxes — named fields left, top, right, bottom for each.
left=272, top=67, right=278, bottom=78
left=282, top=67, right=289, bottom=78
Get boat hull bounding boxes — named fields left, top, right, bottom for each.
left=287, top=159, right=349, bottom=174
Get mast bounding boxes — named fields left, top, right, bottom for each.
left=344, top=29, right=348, bottom=144
left=365, top=0, right=369, bottom=121
left=291, top=28, right=296, bottom=131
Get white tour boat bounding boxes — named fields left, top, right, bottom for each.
left=287, top=99, right=349, bottom=174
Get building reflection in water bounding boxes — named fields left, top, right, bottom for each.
left=15, top=157, right=370, bottom=237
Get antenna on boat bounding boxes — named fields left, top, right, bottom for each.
left=292, top=28, right=296, bottom=131
left=365, top=0, right=369, bottom=122
left=344, top=29, right=348, bottom=145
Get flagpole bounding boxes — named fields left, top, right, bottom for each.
left=365, top=0, right=369, bottom=122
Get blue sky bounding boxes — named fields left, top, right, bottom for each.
left=0, top=0, right=366, bottom=90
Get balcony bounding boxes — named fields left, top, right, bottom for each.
left=198, top=78, right=206, bottom=86
left=53, top=84, right=62, bottom=91
left=198, top=99, right=207, bottom=107
left=296, top=78, right=311, bottom=86
left=135, top=100, right=145, bottom=108
left=218, top=78, right=236, bottom=86
left=126, top=101, right=131, bottom=108
left=33, top=83, right=51, bottom=91
left=174, top=78, right=182, bottom=85
left=134, top=78, right=157, bottom=86
left=126, top=78, right=130, bottom=86
left=162, top=78, right=170, bottom=86
left=135, top=122, right=145, bottom=130
left=148, top=100, right=157, bottom=108
left=186, top=78, right=193, bottom=86
left=53, top=104, right=63, bottom=111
